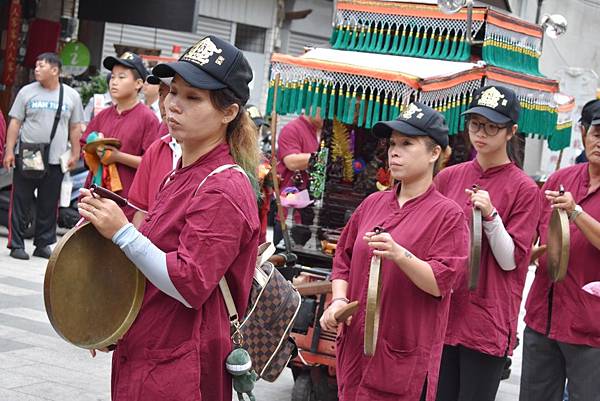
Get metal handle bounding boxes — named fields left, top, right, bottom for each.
left=90, top=184, right=128, bottom=207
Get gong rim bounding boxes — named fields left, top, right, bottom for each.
left=364, top=255, right=382, bottom=356
left=547, top=208, right=570, bottom=282
left=44, top=222, right=145, bottom=349
left=469, top=208, right=482, bottom=291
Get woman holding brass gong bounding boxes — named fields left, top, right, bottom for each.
left=433, top=86, right=541, bottom=401
left=78, top=36, right=260, bottom=401
left=519, top=112, right=600, bottom=401
left=320, top=102, right=469, bottom=401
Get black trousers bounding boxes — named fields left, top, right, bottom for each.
left=436, top=344, right=506, bottom=401
left=9, top=163, right=64, bottom=250
left=520, top=326, right=600, bottom=401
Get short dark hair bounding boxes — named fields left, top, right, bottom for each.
left=36, top=53, right=62, bottom=71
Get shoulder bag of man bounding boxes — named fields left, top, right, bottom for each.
left=196, top=164, right=301, bottom=382
left=19, top=84, right=63, bottom=179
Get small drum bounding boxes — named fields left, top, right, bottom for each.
left=44, top=222, right=145, bottom=349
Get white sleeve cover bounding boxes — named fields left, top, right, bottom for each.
left=112, top=223, right=192, bottom=308
left=482, top=214, right=517, bottom=271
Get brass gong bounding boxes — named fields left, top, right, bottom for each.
left=547, top=208, right=570, bottom=282
left=44, top=222, right=145, bottom=349
left=364, top=255, right=382, bottom=356
left=468, top=208, right=482, bottom=291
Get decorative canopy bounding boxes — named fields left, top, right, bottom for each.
left=267, top=48, right=559, bottom=137
left=330, top=0, right=544, bottom=75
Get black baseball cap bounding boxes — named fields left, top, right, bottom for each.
left=580, top=99, right=600, bottom=126
left=103, top=52, right=149, bottom=80
left=152, top=35, right=253, bottom=105
left=463, top=85, right=520, bottom=125
left=591, top=110, right=600, bottom=126
left=246, top=105, right=268, bottom=127
left=146, top=74, right=171, bottom=86
left=372, top=102, right=449, bottom=149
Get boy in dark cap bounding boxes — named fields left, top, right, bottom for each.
left=81, top=52, right=159, bottom=220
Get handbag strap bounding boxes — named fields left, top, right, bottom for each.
left=49, top=83, right=64, bottom=144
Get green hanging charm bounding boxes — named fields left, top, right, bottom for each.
left=266, top=79, right=274, bottom=115
left=354, top=24, right=367, bottom=51
left=347, top=88, right=358, bottom=125
left=365, top=90, right=375, bottom=129
left=337, top=84, right=347, bottom=121
left=402, top=26, right=414, bottom=56
left=357, top=90, right=367, bottom=128
left=361, top=23, right=373, bottom=52
left=389, top=24, right=400, bottom=54
left=328, top=83, right=337, bottom=120
left=320, top=82, right=330, bottom=117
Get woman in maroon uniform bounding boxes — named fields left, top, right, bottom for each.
left=434, top=86, right=541, bottom=401
left=78, top=36, right=260, bottom=401
left=320, top=102, right=469, bottom=401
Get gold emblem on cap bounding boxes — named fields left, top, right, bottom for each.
left=182, top=37, right=223, bottom=66
left=121, top=52, right=135, bottom=61
left=402, top=103, right=424, bottom=120
left=478, top=87, right=505, bottom=109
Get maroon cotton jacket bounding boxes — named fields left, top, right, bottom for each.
left=111, top=143, right=260, bottom=401
left=331, top=185, right=468, bottom=401
left=435, top=160, right=541, bottom=357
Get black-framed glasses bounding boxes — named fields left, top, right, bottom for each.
left=467, top=119, right=508, bottom=137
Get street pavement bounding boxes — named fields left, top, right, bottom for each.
left=0, top=228, right=528, bottom=400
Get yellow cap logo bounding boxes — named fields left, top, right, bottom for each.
left=402, top=103, right=424, bottom=120
left=121, top=52, right=135, bottom=61
left=478, top=87, right=508, bottom=109
left=182, top=37, right=223, bottom=66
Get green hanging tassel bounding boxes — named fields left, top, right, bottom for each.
left=333, top=23, right=346, bottom=49
left=368, top=22, right=381, bottom=52
left=295, top=79, right=305, bottom=115
left=361, top=23, right=373, bottom=52
left=408, top=27, right=422, bottom=57
left=330, top=23, right=339, bottom=46
left=347, top=88, right=358, bottom=125
left=374, top=22, right=386, bottom=53
left=266, top=80, right=274, bottom=115
left=402, top=26, right=414, bottom=56
left=382, top=24, right=393, bottom=53
left=397, top=25, right=408, bottom=55
left=337, top=84, right=347, bottom=121
left=417, top=27, right=430, bottom=57
left=381, top=92, right=390, bottom=122
left=280, top=83, right=290, bottom=114
left=304, top=80, right=314, bottom=113
left=365, top=90, right=375, bottom=129
left=431, top=28, right=445, bottom=58
left=342, top=86, right=352, bottom=123
left=328, top=84, right=337, bottom=120
left=320, top=82, right=330, bottom=117
left=341, top=24, right=353, bottom=50
left=390, top=94, right=400, bottom=119
left=357, top=91, right=367, bottom=127
left=275, top=82, right=284, bottom=114
left=288, top=82, right=298, bottom=115
left=354, top=25, right=367, bottom=51
left=371, top=92, right=382, bottom=128
left=447, top=31, right=460, bottom=60
left=311, top=82, right=322, bottom=117
left=348, top=25, right=359, bottom=50
left=389, top=24, right=400, bottom=54
left=439, top=30, right=451, bottom=59
left=424, top=28, right=438, bottom=58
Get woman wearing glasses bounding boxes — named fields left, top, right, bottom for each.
left=433, top=86, right=541, bottom=401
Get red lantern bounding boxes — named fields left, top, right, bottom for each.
left=1, top=0, right=22, bottom=86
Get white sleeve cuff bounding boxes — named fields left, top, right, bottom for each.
left=483, top=214, right=517, bottom=271
left=112, top=224, right=192, bottom=307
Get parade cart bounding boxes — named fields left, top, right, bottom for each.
left=264, top=1, right=570, bottom=399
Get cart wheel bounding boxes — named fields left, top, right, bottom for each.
left=291, top=372, right=316, bottom=401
